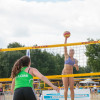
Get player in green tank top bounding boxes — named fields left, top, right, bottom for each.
left=11, top=56, right=59, bottom=100
left=14, top=67, right=33, bottom=90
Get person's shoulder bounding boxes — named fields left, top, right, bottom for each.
left=30, top=67, right=36, bottom=69
left=30, top=67, right=38, bottom=71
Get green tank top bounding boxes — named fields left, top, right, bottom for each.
left=14, top=67, right=33, bottom=90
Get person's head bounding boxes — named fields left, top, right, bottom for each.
left=90, top=84, right=92, bottom=86
left=11, top=56, right=31, bottom=79
left=19, top=56, right=31, bottom=67
left=69, top=48, right=75, bottom=57
left=76, top=83, right=79, bottom=86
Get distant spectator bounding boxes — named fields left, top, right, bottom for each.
left=75, top=83, right=79, bottom=89
left=92, top=84, right=98, bottom=98
left=0, top=83, right=4, bottom=99
left=93, top=84, right=97, bottom=93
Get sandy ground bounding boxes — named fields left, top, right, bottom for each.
left=0, top=94, right=100, bottom=100
left=90, top=93, right=100, bottom=100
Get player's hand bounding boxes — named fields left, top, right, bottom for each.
left=74, top=64, right=79, bottom=71
left=52, top=85, right=60, bottom=93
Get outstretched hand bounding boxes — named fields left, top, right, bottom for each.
left=52, top=85, right=60, bottom=93
left=74, top=64, right=79, bottom=71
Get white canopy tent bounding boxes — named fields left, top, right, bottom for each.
left=79, top=78, right=99, bottom=84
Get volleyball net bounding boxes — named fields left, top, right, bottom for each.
left=0, top=40, right=100, bottom=100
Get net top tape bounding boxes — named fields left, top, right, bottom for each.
left=0, top=41, right=100, bottom=52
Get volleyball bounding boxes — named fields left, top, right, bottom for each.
left=63, top=31, right=71, bottom=38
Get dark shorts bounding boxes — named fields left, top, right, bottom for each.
left=13, top=87, right=37, bottom=100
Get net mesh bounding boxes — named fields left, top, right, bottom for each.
left=0, top=42, right=100, bottom=100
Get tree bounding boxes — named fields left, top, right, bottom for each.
left=30, top=50, right=64, bottom=75
left=0, top=42, right=65, bottom=77
left=7, top=42, right=24, bottom=48
left=55, top=54, right=64, bottom=75
left=85, top=39, right=100, bottom=72
left=0, top=42, right=25, bottom=78
left=1, top=40, right=95, bottom=78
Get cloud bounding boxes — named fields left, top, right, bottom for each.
left=0, top=0, right=100, bottom=66
left=0, top=37, right=7, bottom=48
left=23, top=0, right=70, bottom=2
left=13, top=26, right=30, bottom=37
left=0, top=0, right=100, bottom=49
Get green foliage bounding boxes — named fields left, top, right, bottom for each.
left=85, top=39, right=100, bottom=72
left=0, top=42, right=65, bottom=78
left=0, top=42, right=25, bottom=78
left=7, top=42, right=24, bottom=48
left=0, top=40, right=95, bottom=78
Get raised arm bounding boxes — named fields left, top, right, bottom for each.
left=64, top=37, right=69, bottom=60
left=11, top=78, right=15, bottom=94
left=32, top=68, right=59, bottom=92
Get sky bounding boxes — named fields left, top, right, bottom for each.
left=0, top=0, right=100, bottom=48
left=24, top=0, right=70, bottom=2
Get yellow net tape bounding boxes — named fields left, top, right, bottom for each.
left=0, top=40, right=100, bottom=52
left=0, top=72, right=100, bottom=82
